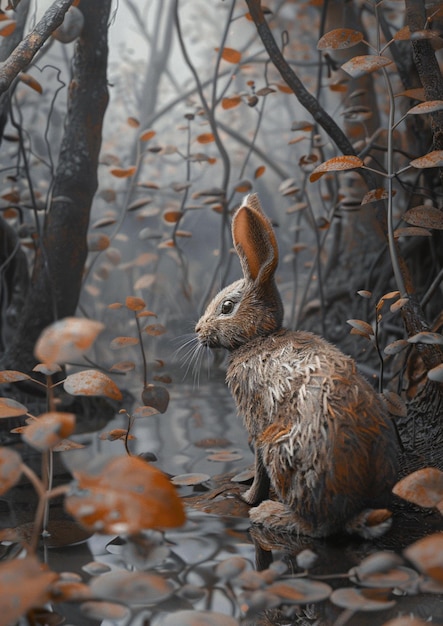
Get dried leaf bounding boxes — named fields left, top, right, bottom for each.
left=393, top=468, right=443, bottom=508
left=394, top=226, right=432, bottom=238
left=134, top=274, right=156, bottom=290
left=383, top=391, right=407, bottom=417
left=341, top=55, right=392, bottom=78
left=0, top=447, right=22, bottom=494
left=361, top=188, right=391, bottom=205
left=0, top=370, right=31, bottom=384
left=34, top=317, right=104, bottom=366
left=19, top=72, right=42, bottom=93
left=141, top=384, right=169, bottom=413
left=309, top=155, right=363, bottom=183
left=403, top=206, right=443, bottom=230
left=384, top=339, right=408, bottom=355
left=267, top=578, right=332, bottom=604
left=235, top=179, right=252, bottom=193
left=0, top=556, right=58, bottom=626
left=87, top=233, right=110, bottom=252
left=222, top=95, right=242, bottom=110
left=65, top=455, right=185, bottom=533
left=127, top=116, right=139, bottom=128
left=22, top=412, right=76, bottom=452
left=140, top=129, right=156, bottom=142
left=125, top=296, right=145, bottom=311
left=408, top=331, right=443, bottom=345
left=196, top=133, right=215, bottom=144
left=410, top=150, right=443, bottom=169
left=110, top=166, right=137, bottom=178
left=144, top=323, right=166, bottom=336
left=404, top=533, right=443, bottom=583
left=110, top=336, right=139, bottom=349
left=216, top=46, right=242, bottom=64
left=163, top=210, right=183, bottom=223
left=64, top=370, right=122, bottom=401
left=0, top=397, right=28, bottom=418
left=254, top=165, right=266, bottom=179
left=330, top=587, right=395, bottom=611
left=407, top=100, right=443, bottom=115
left=317, top=28, right=364, bottom=50
left=0, top=20, right=16, bottom=37
left=346, top=318, right=374, bottom=337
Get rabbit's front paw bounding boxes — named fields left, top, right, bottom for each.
left=249, top=500, right=287, bottom=526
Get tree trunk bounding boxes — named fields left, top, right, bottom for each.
left=1, top=0, right=111, bottom=372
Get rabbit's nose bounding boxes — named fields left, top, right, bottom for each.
left=195, top=322, right=201, bottom=333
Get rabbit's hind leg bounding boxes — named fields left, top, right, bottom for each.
left=243, top=448, right=270, bottom=505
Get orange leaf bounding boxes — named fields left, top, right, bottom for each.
left=64, top=370, right=122, bottom=401
left=19, top=73, right=42, bottom=94
left=34, top=317, right=104, bottom=366
left=65, top=455, right=185, bottom=533
left=127, top=116, right=140, bottom=128
left=341, top=55, right=392, bottom=78
left=403, top=206, right=443, bottom=230
left=222, top=96, right=242, bottom=110
left=143, top=324, right=166, bottom=336
left=110, top=166, right=137, bottom=178
left=0, top=20, right=16, bottom=37
left=407, top=100, right=443, bottom=115
left=309, top=155, right=363, bottom=182
left=0, top=447, right=22, bottom=495
left=276, top=83, right=292, bottom=93
left=22, top=412, right=76, bottom=452
left=110, top=336, right=139, bottom=349
left=235, top=179, right=252, bottom=193
left=254, top=165, right=266, bottom=179
left=0, top=397, right=28, bottom=418
left=163, top=210, right=183, bottom=223
left=317, top=28, right=364, bottom=50
left=125, top=296, right=146, bottom=311
left=0, top=370, right=31, bottom=384
left=405, top=534, right=443, bottom=584
left=410, top=150, right=443, bottom=169
left=140, top=129, right=156, bottom=142
left=196, top=133, right=215, bottom=144
left=217, top=46, right=242, bottom=64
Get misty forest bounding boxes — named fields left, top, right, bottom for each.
left=0, top=0, right=443, bottom=625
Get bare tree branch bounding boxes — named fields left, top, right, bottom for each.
left=0, top=0, right=74, bottom=96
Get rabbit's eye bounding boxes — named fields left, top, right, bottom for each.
left=221, top=300, right=235, bottom=315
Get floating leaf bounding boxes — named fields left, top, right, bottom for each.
left=222, top=95, right=242, bottom=109
left=65, top=455, right=185, bottom=533
left=410, top=150, right=443, bottom=169
left=22, top=412, right=75, bottom=452
left=407, top=100, right=443, bottom=115
left=34, top=317, right=104, bottom=366
left=160, top=610, right=238, bottom=626
left=393, top=468, right=443, bottom=509
left=207, top=450, right=243, bottom=462
left=110, top=166, right=137, bottom=178
left=309, top=155, right=363, bottom=183
left=403, top=206, right=443, bottom=230
left=216, top=46, right=242, bottom=64
left=64, top=370, right=122, bottom=401
left=0, top=447, right=22, bottom=494
left=428, top=364, right=443, bottom=383
left=330, top=587, right=395, bottom=611
left=317, top=28, right=364, bottom=50
left=267, top=578, right=332, bottom=604
left=141, top=384, right=169, bottom=413
left=0, top=556, right=58, bottom=626
left=341, top=55, right=392, bottom=78
left=171, top=473, right=210, bottom=486
left=0, top=397, right=28, bottom=418
left=196, top=133, right=215, bottom=144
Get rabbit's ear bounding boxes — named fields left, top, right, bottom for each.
left=232, top=193, right=278, bottom=283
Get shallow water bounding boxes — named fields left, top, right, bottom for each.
left=2, top=379, right=443, bottom=625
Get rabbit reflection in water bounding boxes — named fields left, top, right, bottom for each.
left=195, top=194, right=398, bottom=538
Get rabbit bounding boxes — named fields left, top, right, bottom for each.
left=195, top=193, right=399, bottom=538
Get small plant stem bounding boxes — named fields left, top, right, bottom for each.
left=124, top=413, right=134, bottom=457
left=374, top=314, right=384, bottom=393
left=135, top=313, right=148, bottom=388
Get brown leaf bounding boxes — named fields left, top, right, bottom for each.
left=216, top=46, right=242, bottom=64
left=22, top=412, right=76, bottom=452
left=196, top=133, right=215, bottom=144
left=309, top=155, right=363, bottom=183
left=110, top=166, right=137, bottom=178
left=141, top=384, right=169, bottom=413
left=346, top=318, right=374, bottom=337
left=139, top=129, right=156, bottom=142
left=410, top=150, right=443, bottom=169
left=144, top=323, right=166, bottom=336
left=163, top=210, right=183, bottom=223
left=0, top=370, right=31, bottom=384
left=317, top=28, right=364, bottom=50
left=222, top=96, right=242, bottom=110
left=65, top=455, right=185, bottom=533
left=403, top=206, right=443, bottom=230
left=407, top=100, right=443, bottom=115
left=110, top=336, right=139, bottom=349
left=254, top=165, right=266, bottom=179
left=125, top=296, right=145, bottom=311
left=393, top=468, right=443, bottom=508
left=0, top=447, right=22, bottom=494
left=404, top=533, right=443, bottom=583
left=341, top=55, right=392, bottom=78
left=19, top=72, right=42, bottom=93
left=63, top=370, right=122, bottom=401
left=0, top=397, right=28, bottom=418
left=34, top=317, right=104, bottom=366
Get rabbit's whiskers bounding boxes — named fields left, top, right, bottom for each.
left=174, top=333, right=212, bottom=387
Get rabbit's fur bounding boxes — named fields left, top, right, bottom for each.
left=195, top=194, right=398, bottom=538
